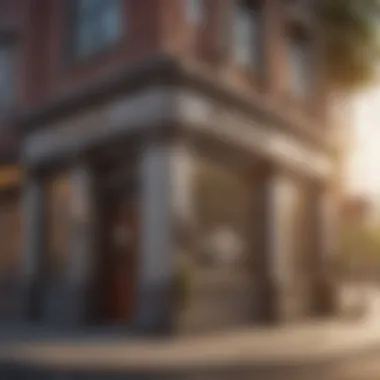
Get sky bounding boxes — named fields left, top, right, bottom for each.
left=347, top=89, right=380, bottom=198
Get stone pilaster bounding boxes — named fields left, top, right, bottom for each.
left=136, top=142, right=175, bottom=334
left=136, top=140, right=196, bottom=334
left=252, top=164, right=278, bottom=323
left=310, top=184, right=339, bottom=316
left=20, top=173, right=47, bottom=321
left=43, top=163, right=97, bottom=327
left=253, top=165, right=302, bottom=323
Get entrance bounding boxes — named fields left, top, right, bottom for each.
left=101, top=190, right=139, bottom=324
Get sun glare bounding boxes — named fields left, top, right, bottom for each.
left=347, top=89, right=380, bottom=197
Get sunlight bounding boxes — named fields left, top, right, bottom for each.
left=347, top=89, right=380, bottom=196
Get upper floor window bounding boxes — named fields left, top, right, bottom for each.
left=233, top=0, right=263, bottom=70
left=0, top=42, right=15, bottom=112
left=71, top=0, right=124, bottom=59
left=288, top=26, right=313, bottom=99
left=185, top=0, right=205, bottom=26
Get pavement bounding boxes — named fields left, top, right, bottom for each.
left=0, top=285, right=380, bottom=378
left=0, top=317, right=380, bottom=371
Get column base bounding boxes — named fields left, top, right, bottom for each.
left=135, top=281, right=175, bottom=336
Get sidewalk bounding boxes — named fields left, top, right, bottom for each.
left=1, top=316, right=380, bottom=373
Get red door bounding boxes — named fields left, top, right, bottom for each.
left=105, top=198, right=139, bottom=323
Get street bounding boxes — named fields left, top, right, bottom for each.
left=0, top=284, right=380, bottom=379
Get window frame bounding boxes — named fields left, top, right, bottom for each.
left=67, top=0, right=125, bottom=62
left=287, top=24, right=314, bottom=101
left=0, top=37, right=16, bottom=114
left=232, top=0, right=264, bottom=72
left=185, top=0, right=205, bottom=27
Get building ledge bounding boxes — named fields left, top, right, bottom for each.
left=14, top=53, right=333, bottom=154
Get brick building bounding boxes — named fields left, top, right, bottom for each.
left=0, top=0, right=339, bottom=334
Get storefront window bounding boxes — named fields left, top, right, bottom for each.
left=194, top=160, right=252, bottom=271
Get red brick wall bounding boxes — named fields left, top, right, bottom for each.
left=160, top=0, right=326, bottom=126
left=0, top=0, right=22, bottom=27
left=19, top=0, right=162, bottom=109
left=10, top=0, right=326, bottom=125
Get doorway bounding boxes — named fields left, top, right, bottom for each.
left=100, top=189, right=139, bottom=325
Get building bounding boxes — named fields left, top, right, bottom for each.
left=0, top=0, right=339, bottom=335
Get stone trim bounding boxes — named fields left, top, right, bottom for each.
left=15, top=54, right=330, bottom=152
left=178, top=91, right=333, bottom=179
left=22, top=87, right=178, bottom=168
left=22, top=84, right=334, bottom=180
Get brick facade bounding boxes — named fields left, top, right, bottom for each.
left=0, top=0, right=327, bottom=123
left=0, top=0, right=338, bottom=332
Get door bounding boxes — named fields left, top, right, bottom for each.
left=104, top=195, right=139, bottom=324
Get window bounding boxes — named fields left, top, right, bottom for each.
left=0, top=42, right=15, bottom=112
left=186, top=0, right=204, bottom=26
left=288, top=26, right=312, bottom=99
left=233, top=0, right=263, bottom=69
left=71, top=0, right=124, bottom=59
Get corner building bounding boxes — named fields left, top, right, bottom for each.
left=2, top=0, right=339, bottom=334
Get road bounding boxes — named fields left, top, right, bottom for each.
left=0, top=359, right=379, bottom=380
left=1, top=284, right=380, bottom=379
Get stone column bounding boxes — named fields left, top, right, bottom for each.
left=43, top=163, right=97, bottom=327
left=311, top=184, right=339, bottom=316
left=253, top=164, right=298, bottom=323
left=20, top=172, right=47, bottom=321
left=136, top=141, right=195, bottom=334
left=136, top=142, right=175, bottom=334
left=253, top=164, right=284, bottom=323
left=252, top=164, right=276, bottom=323
left=68, top=165, right=97, bottom=289
left=171, top=144, right=196, bottom=254
left=67, top=163, right=98, bottom=325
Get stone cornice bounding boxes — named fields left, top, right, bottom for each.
left=177, top=60, right=332, bottom=154
left=14, top=53, right=333, bottom=154
left=14, top=53, right=183, bottom=134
